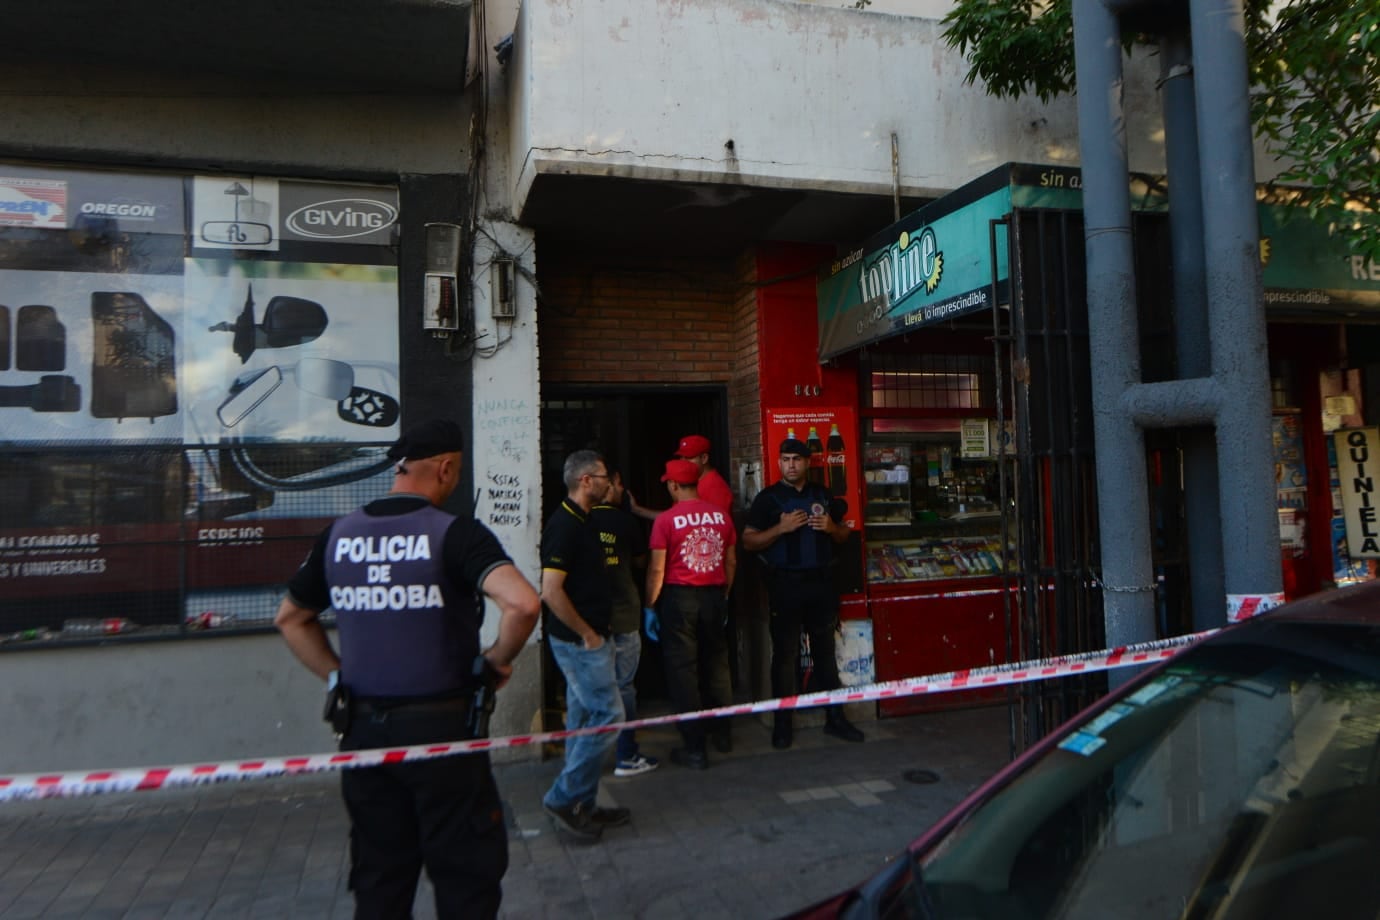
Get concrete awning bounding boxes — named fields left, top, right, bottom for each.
left=3, top=0, right=472, bottom=92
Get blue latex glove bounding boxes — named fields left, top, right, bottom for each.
left=643, top=606, right=660, bottom=642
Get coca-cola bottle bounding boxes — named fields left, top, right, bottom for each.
left=807, top=426, right=825, bottom=486
left=826, top=423, right=847, bottom=496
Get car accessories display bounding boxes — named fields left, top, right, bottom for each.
left=208, top=284, right=328, bottom=364
left=0, top=284, right=395, bottom=428
left=0, top=305, right=76, bottom=412
left=216, top=366, right=284, bottom=427
left=338, top=386, right=399, bottom=428
left=216, top=357, right=398, bottom=429
left=90, top=292, right=178, bottom=421
left=217, top=357, right=353, bottom=427
left=0, top=374, right=82, bottom=412
left=15, top=305, right=66, bottom=371
left=224, top=442, right=395, bottom=493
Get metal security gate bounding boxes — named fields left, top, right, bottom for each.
left=995, top=207, right=1191, bottom=751
left=997, top=208, right=1106, bottom=749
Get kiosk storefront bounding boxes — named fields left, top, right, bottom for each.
left=801, top=163, right=1380, bottom=731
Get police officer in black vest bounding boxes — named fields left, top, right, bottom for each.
left=275, top=419, right=540, bottom=920
left=743, top=437, right=864, bottom=750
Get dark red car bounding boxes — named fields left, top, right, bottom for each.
left=787, top=580, right=1380, bottom=919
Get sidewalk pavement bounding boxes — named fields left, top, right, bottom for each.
left=0, top=705, right=1013, bottom=919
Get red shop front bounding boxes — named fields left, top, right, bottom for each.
left=753, top=242, right=1014, bottom=716
left=754, top=164, right=1380, bottom=723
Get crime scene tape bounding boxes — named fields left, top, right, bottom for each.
left=0, top=630, right=1210, bottom=803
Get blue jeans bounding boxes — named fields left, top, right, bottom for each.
left=613, top=631, right=642, bottom=762
left=543, top=635, right=623, bottom=810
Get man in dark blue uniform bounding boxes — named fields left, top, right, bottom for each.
left=743, top=437, right=864, bottom=750
left=275, top=419, right=540, bottom=919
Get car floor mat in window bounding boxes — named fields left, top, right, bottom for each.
left=0, top=374, right=81, bottom=412
left=90, top=292, right=178, bottom=420
left=15, top=305, right=66, bottom=371
left=0, top=305, right=9, bottom=371
left=338, top=387, right=399, bottom=428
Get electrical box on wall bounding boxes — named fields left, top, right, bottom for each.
left=490, top=258, right=516, bottom=319
left=423, top=222, right=462, bottom=336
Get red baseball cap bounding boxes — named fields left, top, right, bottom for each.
left=675, top=434, right=711, bottom=458
left=660, top=459, right=701, bottom=484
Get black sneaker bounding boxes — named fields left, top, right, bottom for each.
left=589, top=805, right=631, bottom=827
left=669, top=747, right=709, bottom=770
left=543, top=800, right=603, bottom=841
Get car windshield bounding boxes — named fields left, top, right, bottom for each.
left=917, top=621, right=1380, bottom=920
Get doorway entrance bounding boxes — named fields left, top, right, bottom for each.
left=541, top=385, right=729, bottom=523
left=538, top=385, right=730, bottom=729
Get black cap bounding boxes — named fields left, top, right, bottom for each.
left=386, top=419, right=465, bottom=461
left=779, top=438, right=811, bottom=457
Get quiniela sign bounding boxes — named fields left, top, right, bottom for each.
left=1335, top=427, right=1380, bottom=558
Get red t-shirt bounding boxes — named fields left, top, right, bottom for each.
left=697, top=467, right=733, bottom=512
left=650, top=499, right=737, bottom=586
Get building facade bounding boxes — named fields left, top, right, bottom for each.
left=3, top=0, right=1280, bottom=774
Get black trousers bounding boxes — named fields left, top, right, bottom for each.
left=766, top=570, right=843, bottom=701
left=340, top=706, right=507, bottom=920
left=659, top=584, right=733, bottom=750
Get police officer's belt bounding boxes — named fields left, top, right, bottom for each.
left=354, top=695, right=471, bottom=716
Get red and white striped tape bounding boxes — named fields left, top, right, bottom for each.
left=1226, top=592, right=1286, bottom=623
left=0, top=630, right=1210, bottom=803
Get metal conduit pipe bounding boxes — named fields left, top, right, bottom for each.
left=1190, top=0, right=1283, bottom=603
left=1121, top=377, right=1223, bottom=428
left=1160, top=30, right=1227, bottom=630
left=1073, top=0, right=1158, bottom=648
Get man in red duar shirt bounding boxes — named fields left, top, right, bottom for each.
left=673, top=434, right=733, bottom=512
left=645, top=458, right=736, bottom=770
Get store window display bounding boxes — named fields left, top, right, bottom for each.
left=860, top=350, right=1010, bottom=585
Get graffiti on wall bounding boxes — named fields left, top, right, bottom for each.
left=475, top=397, right=534, bottom=531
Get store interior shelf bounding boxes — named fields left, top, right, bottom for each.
left=863, top=442, right=912, bottom=527
left=866, top=534, right=1009, bottom=582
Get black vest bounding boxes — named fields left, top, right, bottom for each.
left=324, top=504, right=479, bottom=697
left=760, top=482, right=835, bottom=571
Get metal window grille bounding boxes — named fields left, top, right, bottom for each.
left=866, top=352, right=995, bottom=410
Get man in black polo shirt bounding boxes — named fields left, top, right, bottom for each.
left=540, top=449, right=630, bottom=842
left=274, top=419, right=541, bottom=919
left=743, top=437, right=864, bottom=750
